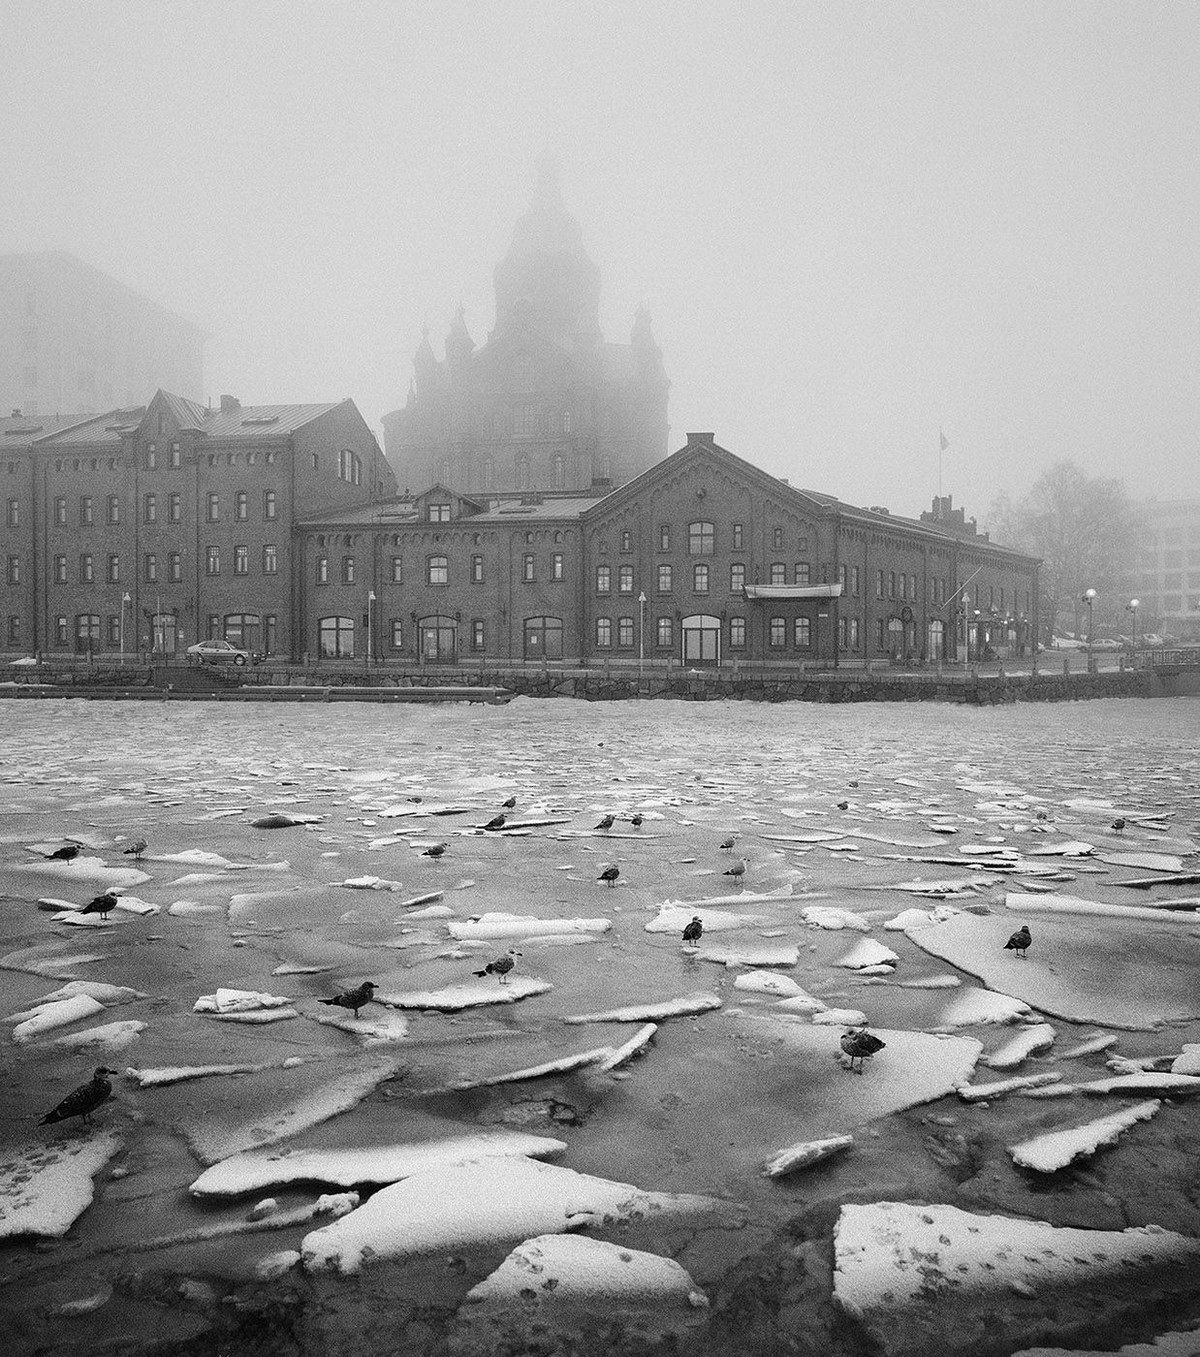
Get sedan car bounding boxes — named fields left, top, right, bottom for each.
left=186, top=639, right=260, bottom=666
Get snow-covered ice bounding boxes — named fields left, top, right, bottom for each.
left=1009, top=1100, right=1162, bottom=1171
left=562, top=993, right=722, bottom=1024
left=0, top=1132, right=122, bottom=1239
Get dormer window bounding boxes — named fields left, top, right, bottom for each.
left=427, top=503, right=451, bottom=522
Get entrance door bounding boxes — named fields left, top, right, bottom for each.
left=682, top=614, right=721, bottom=665
left=419, top=615, right=457, bottom=663
left=151, top=613, right=178, bottom=655
left=927, top=618, right=945, bottom=661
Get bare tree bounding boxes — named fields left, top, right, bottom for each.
left=988, top=462, right=1144, bottom=643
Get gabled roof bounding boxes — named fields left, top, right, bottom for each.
left=31, top=408, right=146, bottom=447
left=1, top=412, right=83, bottom=448
left=156, top=390, right=207, bottom=430
left=198, top=401, right=344, bottom=439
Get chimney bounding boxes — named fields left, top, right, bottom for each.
left=685, top=432, right=714, bottom=448
left=220, top=394, right=240, bottom=413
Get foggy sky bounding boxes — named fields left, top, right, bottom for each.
left=6, top=1, right=1198, bottom=525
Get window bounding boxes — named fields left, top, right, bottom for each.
left=54, top=497, right=66, bottom=525
left=338, top=449, right=362, bottom=485
left=80, top=496, right=93, bottom=526
left=688, top=520, right=714, bottom=555
left=79, top=553, right=93, bottom=583
left=106, top=495, right=119, bottom=525
left=6, top=556, right=20, bottom=585
left=144, top=493, right=157, bottom=523
left=838, top=564, right=848, bottom=591
left=146, top=446, right=156, bottom=470
left=693, top=563, right=709, bottom=593
left=618, top=616, right=634, bottom=647
left=770, top=563, right=786, bottom=585
left=235, top=491, right=248, bottom=521
left=730, top=563, right=745, bottom=591
left=472, top=620, right=486, bottom=651
left=657, top=563, right=673, bottom=593
left=657, top=616, right=673, bottom=647
left=618, top=565, right=634, bottom=594
left=596, top=617, right=612, bottom=647
left=106, top=614, right=120, bottom=645
left=773, top=527, right=783, bottom=549
left=389, top=556, right=403, bottom=585
left=170, top=443, right=181, bottom=468
left=342, top=556, right=356, bottom=585
left=427, top=503, right=451, bottom=522
left=428, top=555, right=448, bottom=586
left=168, top=493, right=181, bottom=523
left=769, top=616, right=786, bottom=647
left=596, top=565, right=611, bottom=594
left=552, top=552, right=564, bottom=581
left=552, top=454, right=566, bottom=489
left=796, top=562, right=811, bottom=586
left=877, top=570, right=885, bottom=599
left=732, top=523, right=744, bottom=550
left=7, top=615, right=19, bottom=643
left=76, top=614, right=100, bottom=651
left=471, top=554, right=484, bottom=584
left=206, top=546, right=220, bottom=576
left=261, top=489, right=277, bottom=521
left=889, top=571, right=896, bottom=599
left=390, top=620, right=404, bottom=651
left=620, top=530, right=633, bottom=553
left=206, top=492, right=218, bottom=522
left=234, top=546, right=249, bottom=576
left=729, top=616, right=746, bottom=647
left=851, top=566, right=860, bottom=597
left=516, top=456, right=531, bottom=490
left=316, top=553, right=329, bottom=584
left=523, top=554, right=536, bottom=583
left=144, top=553, right=157, bottom=582
left=107, top=555, right=120, bottom=583
left=54, top=554, right=67, bottom=583
left=319, top=616, right=355, bottom=658
left=169, top=552, right=182, bottom=582
left=513, top=405, right=538, bottom=436
left=55, top=614, right=67, bottom=643
left=658, top=525, right=670, bottom=551
left=794, top=617, right=811, bottom=647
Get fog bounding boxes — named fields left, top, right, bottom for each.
left=5, top=1, right=1198, bottom=520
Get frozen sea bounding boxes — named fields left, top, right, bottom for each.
left=1, top=695, right=1198, bottom=1357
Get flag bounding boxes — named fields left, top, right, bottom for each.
left=939, top=428, right=949, bottom=452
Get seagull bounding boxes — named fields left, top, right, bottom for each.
left=121, top=837, right=147, bottom=861
left=79, top=889, right=120, bottom=921
left=848, top=780, right=859, bottom=789
left=629, top=813, right=644, bottom=828
left=682, top=915, right=703, bottom=944
left=39, top=1067, right=117, bottom=1126
left=48, top=844, right=81, bottom=862
left=836, top=800, right=850, bottom=811
left=482, top=813, right=507, bottom=831
left=1004, top=924, right=1032, bottom=958
left=723, top=858, right=748, bottom=881
left=594, top=814, right=615, bottom=830
left=840, top=1028, right=886, bottom=1075
left=319, top=981, right=378, bottom=1018
left=421, top=842, right=449, bottom=859
left=501, top=795, right=517, bottom=809
left=719, top=835, right=737, bottom=852
left=1111, top=817, right=1126, bottom=832
left=474, top=950, right=520, bottom=984
left=598, top=864, right=620, bottom=887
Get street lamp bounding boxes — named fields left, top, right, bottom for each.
left=1082, top=587, right=1097, bottom=669
left=637, top=591, right=647, bottom=678
left=366, top=590, right=376, bottom=667
left=120, top=592, right=131, bottom=665
left=960, top=593, right=971, bottom=669
left=1125, top=598, right=1139, bottom=654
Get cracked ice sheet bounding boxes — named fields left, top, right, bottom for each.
left=190, top=1131, right=567, bottom=1197
left=300, top=1156, right=720, bottom=1274
left=0, top=1132, right=122, bottom=1239
left=907, top=912, right=1200, bottom=1029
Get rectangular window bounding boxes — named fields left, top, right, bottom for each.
left=769, top=616, right=786, bottom=647
left=316, top=554, right=329, bottom=584
left=552, top=552, right=564, bottom=581
left=170, top=443, right=181, bottom=468
left=55, top=497, right=66, bottom=525
left=207, top=614, right=219, bottom=638
left=732, top=523, right=744, bottom=550
left=80, top=554, right=94, bottom=582
left=796, top=562, right=811, bottom=586
left=146, top=446, right=156, bottom=470
left=851, top=566, right=860, bottom=597
left=772, top=527, right=783, bottom=549
left=390, top=620, right=404, bottom=650
left=169, top=551, right=182, bottom=582
left=234, top=545, right=249, bottom=576
left=730, top=563, right=745, bottom=591
left=427, top=556, right=448, bottom=586
left=596, top=565, right=611, bottom=594
left=657, top=616, right=673, bottom=647
left=658, top=563, right=672, bottom=593
left=770, top=563, right=786, bottom=585
left=7, top=615, right=19, bottom=643
left=207, top=492, right=219, bottom=522
left=55, top=615, right=67, bottom=643
left=342, top=556, right=356, bottom=585
left=8, top=556, right=22, bottom=585
left=618, top=564, right=634, bottom=594
left=235, top=491, right=248, bottom=521
left=688, top=521, right=714, bottom=555
left=472, top=620, right=486, bottom=651
left=263, top=489, right=277, bottom=520
left=144, top=493, right=157, bottom=523
left=889, top=571, right=896, bottom=599
left=107, top=555, right=120, bottom=583
left=107, top=614, right=120, bottom=645
left=693, top=563, right=709, bottom=593
left=618, top=616, right=634, bottom=647
left=54, top=554, right=67, bottom=583
left=80, top=496, right=93, bottom=525
left=658, top=525, right=670, bottom=551
left=596, top=617, right=612, bottom=647
left=620, top=530, right=633, bottom=552
left=838, top=563, right=848, bottom=590
left=107, top=494, right=120, bottom=525
left=471, top=554, right=484, bottom=583
left=427, top=503, right=451, bottom=522
left=144, top=553, right=157, bottom=582
left=168, top=492, right=181, bottom=523
left=794, top=616, right=811, bottom=647
left=391, top=556, right=403, bottom=584
left=523, top=554, right=536, bottom=583
left=263, top=545, right=277, bottom=575
left=729, top=616, right=746, bottom=648
left=206, top=546, right=220, bottom=576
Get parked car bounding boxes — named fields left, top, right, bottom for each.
left=1050, top=636, right=1086, bottom=650
left=1141, top=633, right=1165, bottom=648
left=186, top=639, right=260, bottom=666
left=1091, top=638, right=1121, bottom=652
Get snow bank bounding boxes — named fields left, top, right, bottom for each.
left=1009, top=1100, right=1162, bottom=1171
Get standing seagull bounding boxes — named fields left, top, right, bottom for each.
left=598, top=863, right=620, bottom=887
left=840, top=1028, right=886, bottom=1075
left=723, top=857, right=748, bottom=882
left=629, top=813, right=644, bottom=829
left=1111, top=817, right=1126, bottom=832
left=682, top=915, right=703, bottom=945
left=482, top=813, right=507, bottom=832
left=48, top=844, right=81, bottom=863
left=79, top=889, right=120, bottom=921
left=719, top=835, right=737, bottom=853
left=39, top=1067, right=117, bottom=1126
left=121, top=837, right=147, bottom=862
left=474, top=950, right=520, bottom=984
left=1004, top=924, right=1032, bottom=958
left=421, top=842, right=449, bottom=860
left=320, top=981, right=378, bottom=1019
left=594, top=814, right=615, bottom=831
left=501, top=795, right=517, bottom=809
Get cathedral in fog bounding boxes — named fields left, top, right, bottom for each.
left=381, top=158, right=670, bottom=497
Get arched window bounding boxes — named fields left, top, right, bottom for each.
left=318, top=616, right=355, bottom=659
left=552, top=454, right=566, bottom=489
left=524, top=615, right=563, bottom=661
left=681, top=614, right=721, bottom=664
left=417, top=615, right=457, bottom=663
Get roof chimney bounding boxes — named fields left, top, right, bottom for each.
left=685, top=432, right=714, bottom=448
left=219, top=394, right=240, bottom=413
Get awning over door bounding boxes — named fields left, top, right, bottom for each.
left=741, top=584, right=844, bottom=601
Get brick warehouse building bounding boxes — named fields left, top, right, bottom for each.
left=2, top=389, right=394, bottom=659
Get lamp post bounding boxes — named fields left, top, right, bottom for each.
left=1126, top=598, right=1139, bottom=657
left=366, top=590, right=376, bottom=668
left=120, top=592, right=131, bottom=665
left=960, top=593, right=971, bottom=669
left=1082, top=587, right=1096, bottom=670
left=637, top=591, right=646, bottom=678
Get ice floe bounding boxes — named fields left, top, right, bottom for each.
left=595, top=1023, right=657, bottom=1071
left=1004, top=891, right=1199, bottom=922
left=763, top=1133, right=854, bottom=1177
left=1009, top=1100, right=1162, bottom=1171
left=300, top=1156, right=718, bottom=1273
left=733, top=971, right=804, bottom=997
left=193, top=988, right=292, bottom=1013
left=834, top=938, right=899, bottom=970
left=448, top=913, right=611, bottom=940
left=377, top=976, right=552, bottom=1011
left=1011, top=1331, right=1200, bottom=1357
left=644, top=904, right=766, bottom=934
left=1076, top=1072, right=1200, bottom=1097
left=0, top=1132, right=122, bottom=1238
left=800, top=905, right=871, bottom=931
left=126, top=1063, right=268, bottom=1088
left=48, top=1020, right=146, bottom=1052
left=563, top=993, right=722, bottom=1024
left=982, top=1023, right=1056, bottom=1068
left=190, top=1131, right=567, bottom=1197
left=935, top=987, right=1031, bottom=1028
left=309, top=1009, right=410, bottom=1044
left=698, top=939, right=800, bottom=968
left=957, top=1073, right=1063, bottom=1101
left=447, top=1044, right=615, bottom=1089
left=11, top=993, right=107, bottom=1042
